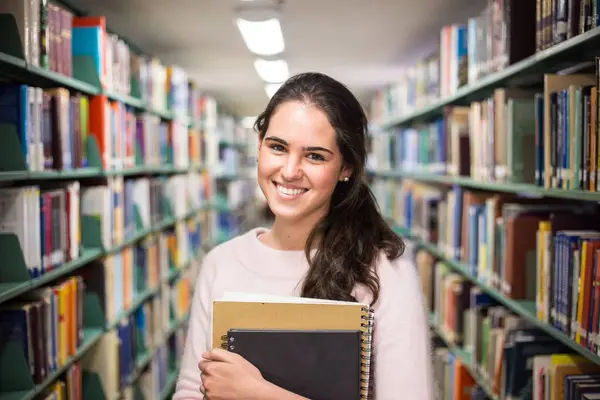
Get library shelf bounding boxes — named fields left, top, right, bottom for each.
left=378, top=25, right=600, bottom=130
left=428, top=313, right=498, bottom=400
left=105, top=249, right=200, bottom=331
left=0, top=327, right=104, bottom=400
left=370, top=169, right=600, bottom=202
left=392, top=223, right=600, bottom=368
left=0, top=248, right=102, bottom=303
left=118, top=314, right=190, bottom=396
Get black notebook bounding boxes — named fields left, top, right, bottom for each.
left=223, top=329, right=363, bottom=400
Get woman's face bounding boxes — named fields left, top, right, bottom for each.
left=257, top=100, right=351, bottom=225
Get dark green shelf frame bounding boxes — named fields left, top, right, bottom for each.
left=372, top=169, right=600, bottom=202
left=392, top=223, right=600, bottom=368
left=379, top=26, right=600, bottom=129
left=0, top=244, right=102, bottom=303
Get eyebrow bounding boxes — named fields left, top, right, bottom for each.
left=264, top=136, right=334, bottom=155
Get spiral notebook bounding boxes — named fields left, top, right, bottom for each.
left=211, top=292, right=374, bottom=399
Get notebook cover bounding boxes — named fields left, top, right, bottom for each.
left=225, top=329, right=362, bottom=400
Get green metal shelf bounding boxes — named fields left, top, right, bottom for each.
left=372, top=169, right=600, bottom=202
left=379, top=26, right=600, bottom=129
left=393, top=223, right=600, bottom=368
left=0, top=248, right=102, bottom=303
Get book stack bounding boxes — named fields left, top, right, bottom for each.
left=211, top=293, right=374, bottom=400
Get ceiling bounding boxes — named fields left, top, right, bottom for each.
left=63, top=0, right=486, bottom=117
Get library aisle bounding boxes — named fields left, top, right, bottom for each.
left=7, top=0, right=600, bottom=399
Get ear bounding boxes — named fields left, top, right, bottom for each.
left=339, top=163, right=353, bottom=182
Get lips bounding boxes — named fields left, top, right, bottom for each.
left=273, top=181, right=309, bottom=197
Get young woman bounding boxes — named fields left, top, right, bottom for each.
left=173, top=72, right=434, bottom=400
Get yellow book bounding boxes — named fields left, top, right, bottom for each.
left=576, top=242, right=587, bottom=344
left=537, top=221, right=551, bottom=321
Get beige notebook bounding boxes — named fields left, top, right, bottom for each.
left=211, top=292, right=374, bottom=399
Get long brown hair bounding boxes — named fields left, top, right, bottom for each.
left=254, top=72, right=405, bottom=306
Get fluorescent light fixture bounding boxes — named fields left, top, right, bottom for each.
left=254, top=58, right=288, bottom=83
left=265, top=83, right=282, bottom=98
left=236, top=17, right=284, bottom=56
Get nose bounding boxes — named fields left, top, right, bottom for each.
left=281, top=154, right=302, bottom=181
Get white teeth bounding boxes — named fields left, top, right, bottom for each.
left=276, top=184, right=306, bottom=196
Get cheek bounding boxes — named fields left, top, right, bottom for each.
left=306, top=166, right=340, bottom=193
left=257, top=150, right=280, bottom=179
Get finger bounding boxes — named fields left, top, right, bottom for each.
left=202, top=347, right=239, bottom=363
left=197, top=359, right=214, bottom=373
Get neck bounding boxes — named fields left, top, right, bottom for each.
left=266, top=213, right=323, bottom=251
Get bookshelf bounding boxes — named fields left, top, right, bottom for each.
left=369, top=2, right=600, bottom=399
left=0, top=1, right=258, bottom=400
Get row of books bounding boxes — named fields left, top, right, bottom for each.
left=80, top=218, right=201, bottom=327
left=0, top=0, right=191, bottom=117
left=0, top=248, right=196, bottom=398
left=0, top=182, right=81, bottom=278
left=369, top=0, right=538, bottom=123
left=0, top=275, right=84, bottom=385
left=85, top=260, right=195, bottom=399
left=369, top=0, right=600, bottom=126
left=431, top=345, right=489, bottom=400
left=0, top=82, right=209, bottom=172
left=374, top=177, right=600, bottom=357
left=81, top=173, right=207, bottom=252
left=368, top=62, right=600, bottom=194
left=417, top=247, right=600, bottom=400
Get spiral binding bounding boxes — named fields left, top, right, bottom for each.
left=360, top=306, right=375, bottom=400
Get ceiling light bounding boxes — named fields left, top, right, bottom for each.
left=236, top=17, right=284, bottom=56
left=265, top=83, right=282, bottom=98
left=254, top=58, right=288, bottom=83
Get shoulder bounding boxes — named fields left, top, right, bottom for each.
left=202, top=227, right=267, bottom=266
left=354, top=249, right=422, bottom=307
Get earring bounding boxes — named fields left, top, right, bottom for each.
left=343, top=177, right=349, bottom=182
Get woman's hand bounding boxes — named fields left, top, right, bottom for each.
left=198, top=348, right=266, bottom=400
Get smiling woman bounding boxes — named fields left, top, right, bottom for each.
left=173, top=72, right=435, bottom=400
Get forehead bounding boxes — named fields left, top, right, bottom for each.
left=267, top=101, right=336, bottom=146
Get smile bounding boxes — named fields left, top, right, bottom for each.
left=273, top=181, right=309, bottom=197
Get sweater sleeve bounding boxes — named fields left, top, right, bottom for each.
left=172, top=251, right=217, bottom=400
left=368, top=255, right=436, bottom=400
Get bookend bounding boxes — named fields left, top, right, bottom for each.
left=81, top=215, right=106, bottom=252
left=162, top=196, right=174, bottom=221
left=0, top=123, right=29, bottom=172
left=83, top=290, right=106, bottom=332
left=133, top=204, right=146, bottom=234
left=85, top=136, right=104, bottom=173
left=130, top=76, right=142, bottom=101
left=0, top=233, right=34, bottom=299
left=81, top=370, right=108, bottom=400
left=0, top=14, right=26, bottom=60
left=0, top=337, right=35, bottom=398
left=134, top=141, right=144, bottom=168
left=72, top=55, right=102, bottom=90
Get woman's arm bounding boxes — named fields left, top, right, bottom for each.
left=366, top=255, right=436, bottom=400
left=172, top=253, right=216, bottom=400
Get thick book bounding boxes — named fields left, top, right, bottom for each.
left=223, top=329, right=362, bottom=400
left=212, top=292, right=374, bottom=399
